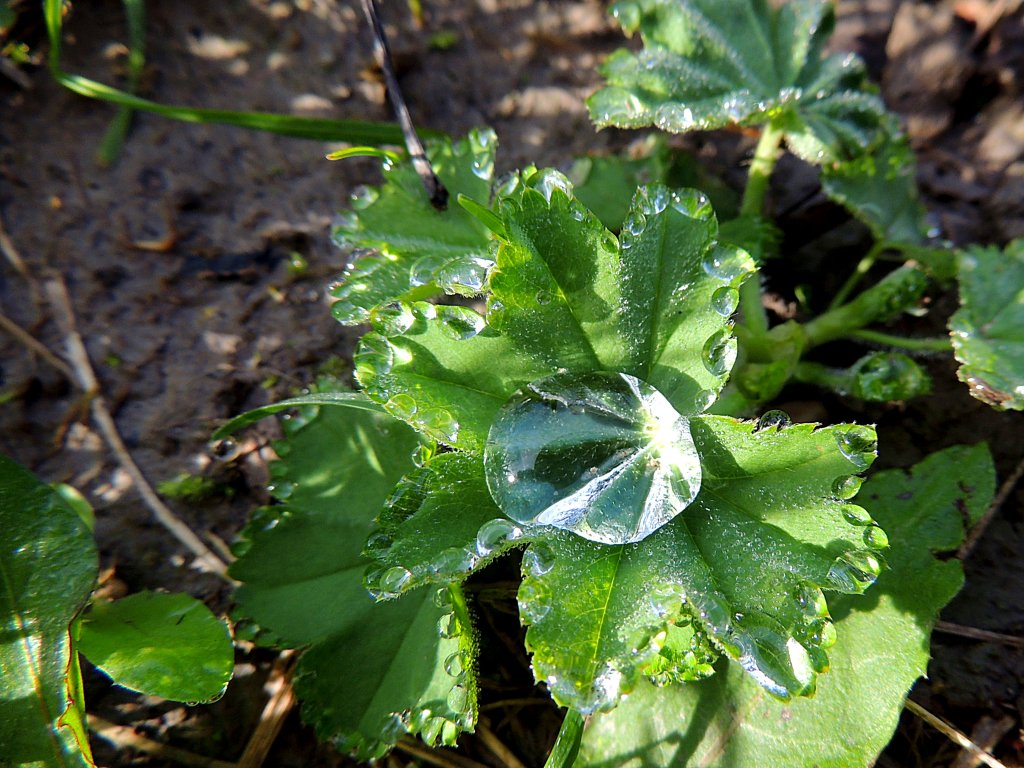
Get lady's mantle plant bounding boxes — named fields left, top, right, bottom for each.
left=223, top=0, right=1017, bottom=764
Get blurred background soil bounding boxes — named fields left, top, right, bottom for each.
left=1, top=0, right=1023, bottom=765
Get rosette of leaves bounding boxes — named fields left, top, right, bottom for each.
left=352, top=165, right=889, bottom=715
left=588, top=0, right=886, bottom=163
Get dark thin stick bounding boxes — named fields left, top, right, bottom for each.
left=360, top=0, right=448, bottom=210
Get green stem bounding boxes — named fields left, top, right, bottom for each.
left=793, top=361, right=849, bottom=393
left=828, top=241, right=884, bottom=311
left=850, top=329, right=951, bottom=353
left=544, top=709, right=585, bottom=768
left=803, top=265, right=929, bottom=349
left=738, top=121, right=784, bottom=338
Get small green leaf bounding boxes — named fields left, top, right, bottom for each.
left=0, top=455, right=97, bottom=768
left=484, top=371, right=701, bottom=545
left=77, top=592, right=233, bottom=703
left=949, top=240, right=1024, bottom=410
left=330, top=129, right=497, bottom=324
left=519, top=416, right=881, bottom=708
left=229, top=401, right=477, bottom=757
left=579, top=443, right=994, bottom=768
left=364, top=452, right=529, bottom=598
left=822, top=126, right=930, bottom=245
left=589, top=0, right=886, bottom=163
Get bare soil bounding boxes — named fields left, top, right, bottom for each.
left=2, top=1, right=1023, bottom=766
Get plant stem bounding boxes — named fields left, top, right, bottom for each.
left=738, top=121, right=784, bottom=337
left=850, top=329, right=951, bottom=353
left=803, top=265, right=928, bottom=349
left=828, top=241, right=884, bottom=310
left=793, top=361, right=848, bottom=393
left=544, top=709, right=585, bottom=768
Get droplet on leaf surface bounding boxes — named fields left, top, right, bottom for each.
left=484, top=371, right=701, bottom=544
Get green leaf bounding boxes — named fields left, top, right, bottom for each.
left=949, top=240, right=1024, bottom=410
left=77, top=592, right=232, bottom=703
left=484, top=371, right=702, bottom=545
left=330, top=129, right=497, bottom=324
left=211, top=392, right=385, bottom=440
left=229, top=403, right=477, bottom=757
left=821, top=126, right=930, bottom=245
left=355, top=303, right=554, bottom=453
left=589, top=0, right=886, bottom=163
left=490, top=172, right=754, bottom=411
left=364, top=452, right=530, bottom=599
left=517, top=416, right=883, bottom=709
left=0, top=455, right=97, bottom=768
left=578, top=443, right=994, bottom=768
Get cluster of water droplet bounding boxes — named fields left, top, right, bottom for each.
left=643, top=620, right=720, bottom=687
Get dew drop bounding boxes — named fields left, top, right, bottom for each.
left=386, top=393, right=418, bottom=421
left=432, top=547, right=477, bottom=576
left=420, top=716, right=444, bottom=745
left=373, top=302, right=415, bottom=336
left=350, top=184, right=379, bottom=210
left=446, top=683, right=470, bottom=713
left=422, top=408, right=460, bottom=445
left=523, top=543, right=555, bottom=577
left=710, top=286, right=739, bottom=316
left=826, top=550, right=882, bottom=594
left=842, top=505, right=873, bottom=526
left=832, top=475, right=864, bottom=501
left=475, top=518, right=523, bottom=556
left=816, top=619, right=838, bottom=649
left=702, top=329, right=736, bottom=377
left=535, top=289, right=553, bottom=305
left=437, top=613, right=460, bottom=639
left=433, top=587, right=453, bottom=610
left=378, top=566, right=412, bottom=595
left=701, top=250, right=748, bottom=282
left=436, top=305, right=485, bottom=340
left=624, top=212, right=647, bottom=237
left=863, top=525, right=889, bottom=549
left=694, top=388, right=717, bottom=412
left=518, top=581, right=552, bottom=623
left=363, top=532, right=393, bottom=555
left=444, top=652, right=465, bottom=678
left=379, top=712, right=406, bottom=741
left=835, top=427, right=877, bottom=471
left=670, top=189, right=713, bottom=220
left=755, top=409, right=791, bottom=432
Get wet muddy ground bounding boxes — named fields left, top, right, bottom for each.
left=2, top=0, right=1023, bottom=765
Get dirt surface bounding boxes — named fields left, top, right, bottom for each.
left=2, top=0, right=1023, bottom=766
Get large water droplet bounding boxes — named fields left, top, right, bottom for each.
left=523, top=543, right=555, bottom=577
left=670, top=189, right=713, bottom=220
left=387, top=393, right=418, bottom=421
left=694, top=388, right=717, bottom=413
left=373, top=302, right=416, bottom=336
left=484, top=371, right=702, bottom=545
left=863, top=525, right=889, bottom=549
left=518, top=580, right=552, bottom=623
left=444, top=652, right=465, bottom=678
left=377, top=566, right=412, bottom=596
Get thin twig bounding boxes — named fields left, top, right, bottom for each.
left=395, top=737, right=489, bottom=768
left=0, top=214, right=41, bottom=306
left=476, top=720, right=528, bottom=768
left=89, top=715, right=236, bottom=768
left=959, top=454, right=1024, bottom=559
left=359, top=0, right=447, bottom=209
left=951, top=715, right=1015, bottom=768
left=236, top=652, right=297, bottom=768
left=934, top=621, right=1024, bottom=648
left=904, top=699, right=1008, bottom=768
left=0, top=312, right=75, bottom=380
left=43, top=274, right=233, bottom=581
